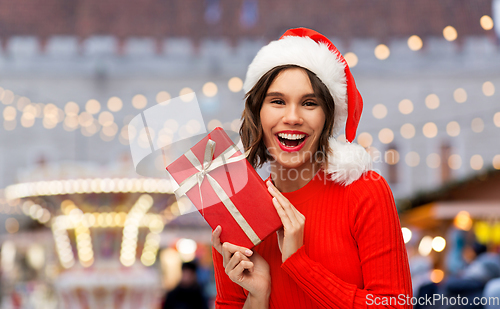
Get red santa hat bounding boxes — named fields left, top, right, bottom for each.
left=243, top=27, right=372, bottom=185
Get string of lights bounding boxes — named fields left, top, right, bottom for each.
left=5, top=177, right=173, bottom=200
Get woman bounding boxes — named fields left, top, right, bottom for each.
left=211, top=28, right=413, bottom=308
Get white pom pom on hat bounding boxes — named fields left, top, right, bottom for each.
left=243, top=27, right=372, bottom=186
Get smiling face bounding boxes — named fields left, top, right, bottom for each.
left=260, top=67, right=326, bottom=170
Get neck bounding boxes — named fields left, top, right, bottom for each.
left=270, top=161, right=321, bottom=193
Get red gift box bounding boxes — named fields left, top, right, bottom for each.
left=166, top=127, right=282, bottom=249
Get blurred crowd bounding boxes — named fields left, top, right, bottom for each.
left=410, top=227, right=500, bottom=309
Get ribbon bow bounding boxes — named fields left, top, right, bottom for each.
left=175, top=139, right=261, bottom=246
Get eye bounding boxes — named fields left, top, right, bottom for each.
left=303, top=101, right=318, bottom=107
left=271, top=99, right=285, bottom=105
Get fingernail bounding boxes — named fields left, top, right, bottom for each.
left=268, top=186, right=274, bottom=192
left=216, top=226, right=221, bottom=231
left=272, top=197, right=277, bottom=203
left=266, top=180, right=272, bottom=187
left=245, top=249, right=253, bottom=256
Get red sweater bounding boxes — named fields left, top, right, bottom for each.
left=213, top=170, right=413, bottom=309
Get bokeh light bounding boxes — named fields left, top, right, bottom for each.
left=453, top=88, right=467, bottom=103
left=1, top=89, right=15, bottom=105
left=405, top=151, right=420, bottom=167
left=400, top=123, right=415, bottom=139
left=446, top=121, right=460, bottom=137
left=156, top=91, right=171, bottom=104
left=448, top=154, right=462, bottom=170
left=398, top=99, right=413, bottom=114
left=21, top=115, right=35, bottom=128
left=98, top=111, right=114, bottom=127
left=470, top=154, right=484, bottom=170
left=230, top=119, right=242, bottom=132
left=471, top=117, right=484, bottom=133
left=374, top=44, right=390, bottom=60
left=179, top=88, right=195, bottom=102
left=27, top=244, right=45, bottom=270
left=495, top=112, right=500, bottom=127
left=102, top=123, right=118, bottom=137
left=418, top=236, right=433, bottom=256
left=425, top=94, right=440, bottom=109
left=65, top=101, right=80, bottom=116
left=43, top=117, right=57, bottom=129
left=85, top=99, right=101, bottom=114
left=208, top=119, right=222, bottom=131
left=378, top=128, right=394, bottom=144
left=493, top=155, right=500, bottom=170
left=344, top=52, right=358, bottom=67
left=3, top=106, right=17, bottom=121
left=454, top=211, right=472, bottom=231
left=202, top=82, right=218, bottom=97
left=107, top=97, right=123, bottom=112
left=5, top=218, right=19, bottom=234
left=443, top=26, right=457, bottom=41
left=385, top=149, right=400, bottom=165
left=402, top=227, right=412, bottom=244
left=176, top=238, right=197, bottom=262
left=228, top=77, right=243, bottom=92
left=423, top=122, right=438, bottom=138
left=78, top=112, right=94, bottom=127
left=431, top=269, right=444, bottom=283
left=17, top=97, right=31, bottom=112
left=357, top=132, right=373, bottom=148
left=407, top=35, right=423, bottom=51
left=132, top=94, right=147, bottom=109
left=480, top=15, right=494, bottom=30
left=432, top=236, right=446, bottom=252
left=426, top=153, right=441, bottom=169
left=482, top=81, right=495, bottom=96
left=372, top=104, right=387, bottom=119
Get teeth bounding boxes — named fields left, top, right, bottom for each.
left=278, top=133, right=306, bottom=140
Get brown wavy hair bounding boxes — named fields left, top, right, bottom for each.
left=240, top=65, right=335, bottom=169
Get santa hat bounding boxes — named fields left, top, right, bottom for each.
left=243, top=27, right=372, bottom=185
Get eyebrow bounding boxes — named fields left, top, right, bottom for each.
left=265, top=92, right=316, bottom=99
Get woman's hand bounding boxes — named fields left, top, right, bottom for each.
left=211, top=226, right=271, bottom=299
left=266, top=180, right=306, bottom=263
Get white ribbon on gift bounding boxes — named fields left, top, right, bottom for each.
left=174, top=139, right=262, bottom=246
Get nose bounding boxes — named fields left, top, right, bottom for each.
left=282, top=105, right=303, bottom=125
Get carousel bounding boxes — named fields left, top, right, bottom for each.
left=3, top=160, right=197, bottom=309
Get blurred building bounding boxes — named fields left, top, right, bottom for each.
left=401, top=169, right=500, bottom=291
left=0, top=0, right=498, bottom=198
left=402, top=169, right=500, bottom=230
left=0, top=0, right=496, bottom=42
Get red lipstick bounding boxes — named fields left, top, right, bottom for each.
left=274, top=131, right=309, bottom=152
